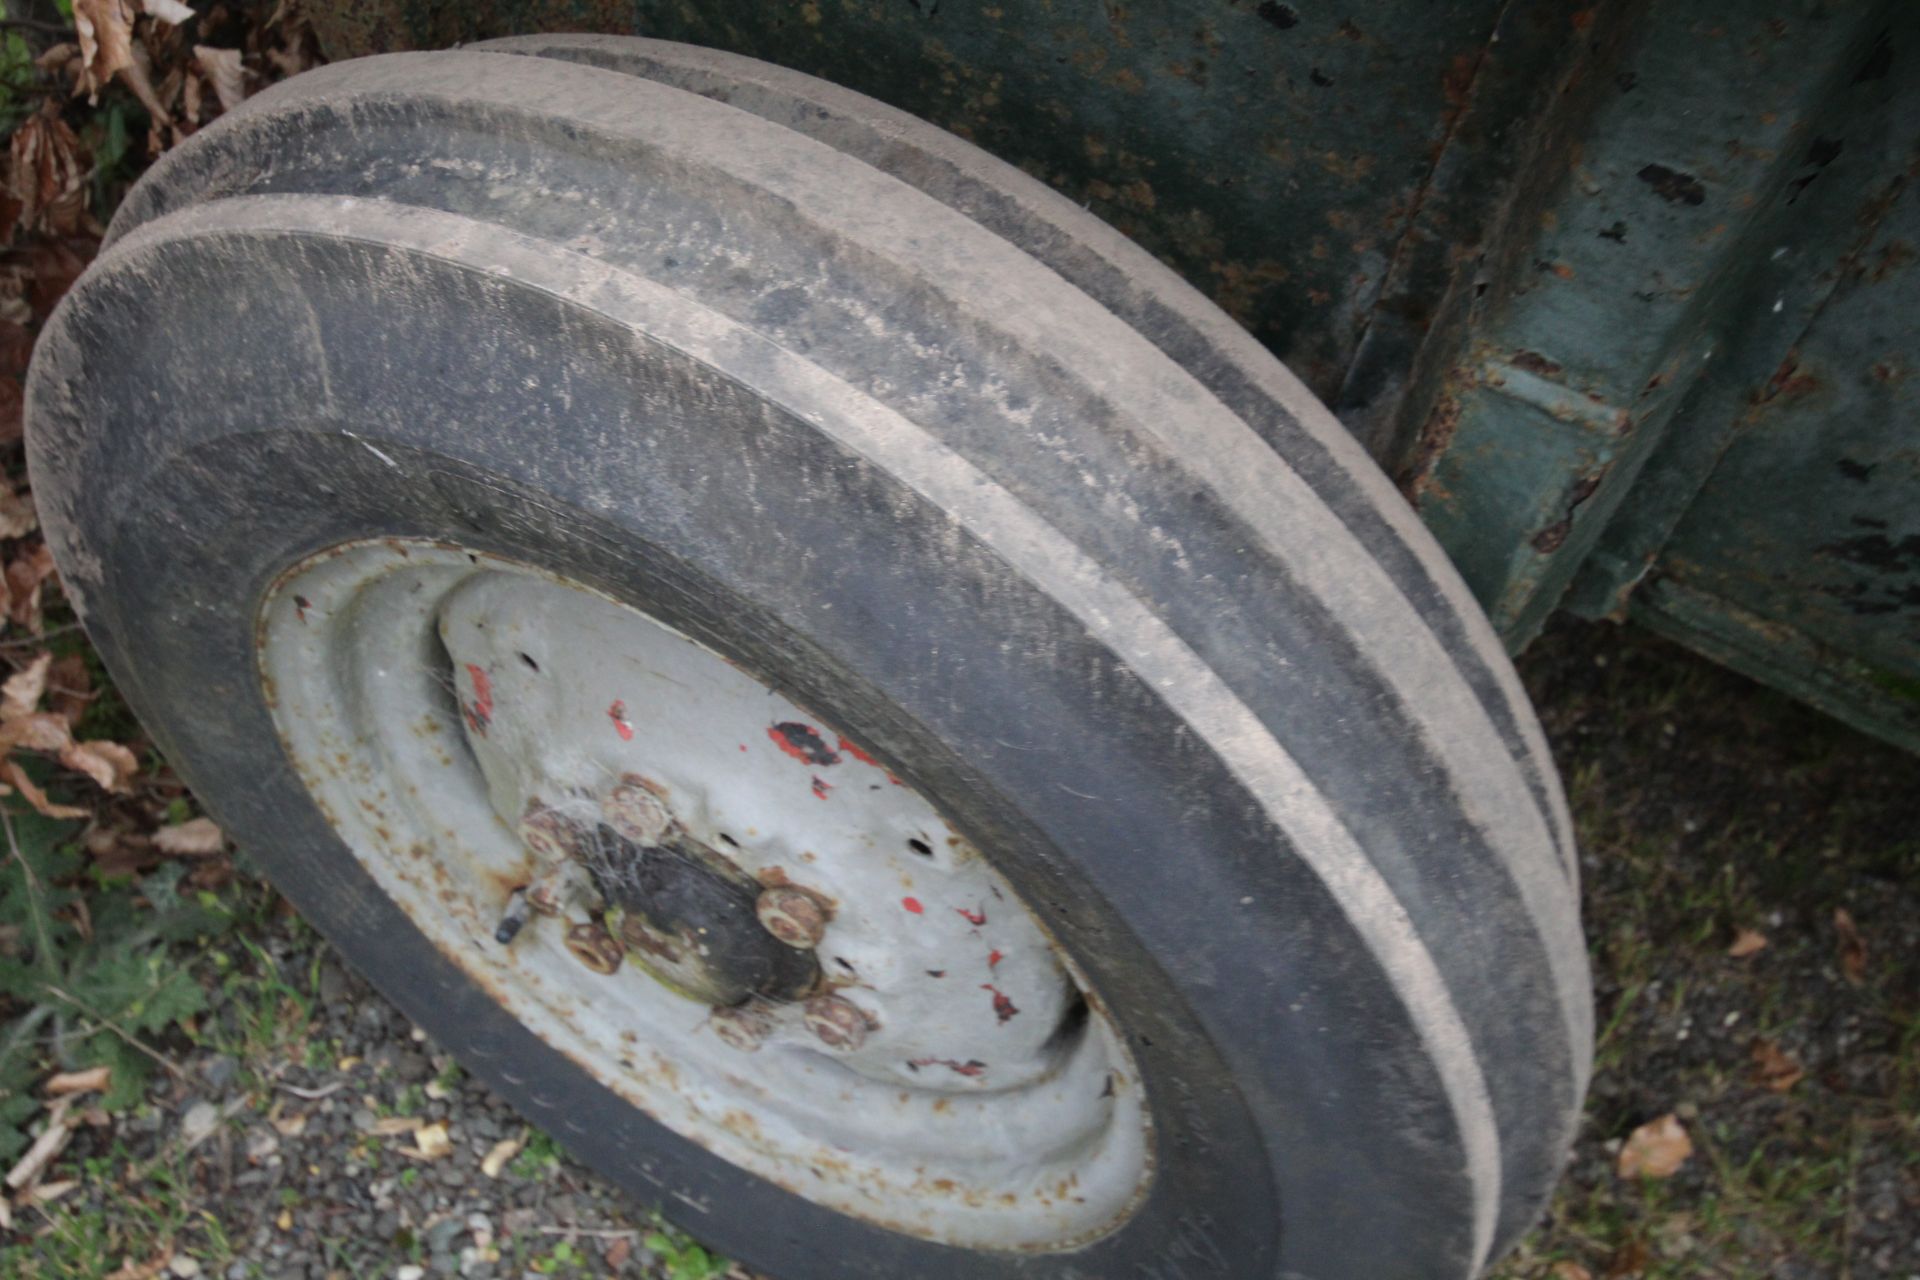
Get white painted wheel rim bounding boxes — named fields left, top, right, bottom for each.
left=258, top=539, right=1152, bottom=1250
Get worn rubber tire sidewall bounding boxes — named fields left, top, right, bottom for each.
left=22, top=218, right=1398, bottom=1279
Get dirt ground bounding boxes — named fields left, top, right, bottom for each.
left=1495, top=617, right=1919, bottom=1280
left=1, top=611, right=1911, bottom=1278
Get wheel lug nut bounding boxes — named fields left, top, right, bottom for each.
left=803, top=994, right=870, bottom=1051
left=755, top=886, right=830, bottom=950
left=709, top=1005, right=777, bottom=1053
left=604, top=775, right=675, bottom=845
left=519, top=802, right=584, bottom=863
left=564, top=921, right=624, bottom=975
left=525, top=860, right=588, bottom=918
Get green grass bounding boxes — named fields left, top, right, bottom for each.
left=11, top=1143, right=241, bottom=1278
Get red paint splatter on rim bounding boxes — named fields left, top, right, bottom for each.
left=837, top=736, right=880, bottom=766
left=988, top=949, right=1004, bottom=969
left=811, top=776, right=832, bottom=800
left=462, top=664, right=493, bottom=735
left=768, top=723, right=839, bottom=766
left=465, top=665, right=493, bottom=716
left=902, top=897, right=924, bottom=914
left=981, top=984, right=1019, bottom=1023
left=608, top=700, right=634, bottom=742
left=955, top=906, right=987, bottom=927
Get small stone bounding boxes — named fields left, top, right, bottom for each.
left=179, top=1100, right=221, bottom=1148
left=316, top=961, right=351, bottom=1007
left=169, top=1257, right=202, bottom=1277
left=425, top=1217, right=466, bottom=1252
left=396, top=1268, right=425, bottom=1280
left=245, top=1127, right=280, bottom=1162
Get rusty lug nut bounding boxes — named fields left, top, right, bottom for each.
left=564, top=921, right=625, bottom=976
left=755, top=886, right=831, bottom=950
left=709, top=1005, right=777, bottom=1053
left=519, top=802, right=585, bottom=864
left=803, top=994, right=870, bottom=1052
left=525, top=861, right=585, bottom=918
left=604, top=775, right=675, bottom=845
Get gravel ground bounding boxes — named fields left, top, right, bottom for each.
left=7, top=614, right=1916, bottom=1279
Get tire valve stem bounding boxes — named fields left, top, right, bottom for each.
left=494, top=887, right=533, bottom=946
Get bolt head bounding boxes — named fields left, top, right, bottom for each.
left=803, top=994, right=870, bottom=1051
left=755, top=887, right=830, bottom=950
left=709, top=1005, right=777, bottom=1053
left=519, top=803, right=584, bottom=864
left=605, top=775, right=675, bottom=845
left=564, top=922, right=624, bottom=976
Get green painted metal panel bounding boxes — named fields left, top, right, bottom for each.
left=1629, top=128, right=1920, bottom=752
left=303, top=0, right=1920, bottom=752
left=1399, top=0, right=1898, bottom=645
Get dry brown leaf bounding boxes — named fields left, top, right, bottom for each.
left=604, top=1235, right=632, bottom=1268
left=1549, top=1263, right=1594, bottom=1280
left=1727, top=927, right=1768, bottom=959
left=43, top=1065, right=111, bottom=1097
left=17, top=238, right=95, bottom=322
left=1, top=652, right=52, bottom=721
left=4, top=1100, right=73, bottom=1190
left=407, top=1121, right=452, bottom=1161
left=181, top=67, right=204, bottom=125
left=1750, top=1038, right=1805, bottom=1093
left=480, top=1132, right=525, bottom=1179
left=1834, top=908, right=1867, bottom=985
left=35, top=43, right=79, bottom=75
left=103, top=1252, right=173, bottom=1280
left=0, top=486, right=36, bottom=540
left=85, top=823, right=154, bottom=878
left=72, top=0, right=138, bottom=102
left=1616, top=1113, right=1692, bottom=1179
left=193, top=46, right=246, bottom=112
left=6, top=541, right=57, bottom=631
left=24, top=1177, right=77, bottom=1205
left=61, top=738, right=139, bottom=792
left=122, top=41, right=173, bottom=133
left=153, top=816, right=223, bottom=856
left=0, top=710, right=76, bottom=754
left=1604, top=1236, right=1649, bottom=1279
left=0, top=321, right=31, bottom=377
left=367, top=1114, right=421, bottom=1137
left=268, top=1108, right=307, bottom=1138
left=142, top=0, right=197, bottom=23
left=0, top=377, right=20, bottom=447
left=0, top=759, right=88, bottom=819
left=46, top=654, right=94, bottom=726
left=6, top=106, right=91, bottom=239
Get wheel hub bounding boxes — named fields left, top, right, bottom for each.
left=256, top=539, right=1152, bottom=1251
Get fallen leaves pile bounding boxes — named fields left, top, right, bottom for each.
left=0, top=0, right=323, bottom=1237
